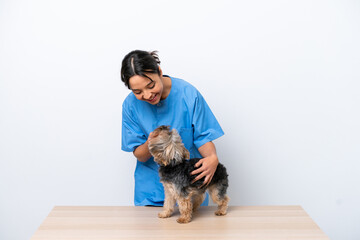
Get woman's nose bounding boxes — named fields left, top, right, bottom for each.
left=143, top=91, right=151, bottom=100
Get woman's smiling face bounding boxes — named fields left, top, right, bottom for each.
left=129, top=73, right=164, bottom=105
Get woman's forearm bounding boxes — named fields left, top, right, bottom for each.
left=198, top=141, right=218, bottom=159
left=133, top=141, right=152, bottom=162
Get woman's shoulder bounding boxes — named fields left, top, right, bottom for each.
left=172, top=76, right=196, bottom=89
left=122, top=92, right=136, bottom=107
left=122, top=92, right=146, bottom=115
left=171, top=76, right=200, bottom=98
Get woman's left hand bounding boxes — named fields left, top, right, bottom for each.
left=191, top=154, right=219, bottom=188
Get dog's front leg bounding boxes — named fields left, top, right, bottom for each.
left=158, top=183, right=176, bottom=218
left=177, top=196, right=193, bottom=223
left=158, top=196, right=176, bottom=218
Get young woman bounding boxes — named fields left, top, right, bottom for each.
left=121, top=50, right=224, bottom=206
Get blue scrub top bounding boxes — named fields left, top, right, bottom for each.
left=121, top=76, right=224, bottom=206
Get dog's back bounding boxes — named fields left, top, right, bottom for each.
left=159, top=158, right=228, bottom=193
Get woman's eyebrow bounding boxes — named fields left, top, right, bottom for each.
left=147, top=80, right=154, bottom=85
left=131, top=80, right=154, bottom=91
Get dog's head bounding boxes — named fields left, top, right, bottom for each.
left=148, top=125, right=190, bottom=166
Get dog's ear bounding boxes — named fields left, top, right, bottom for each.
left=170, top=128, right=190, bottom=160
left=170, top=128, right=179, bottom=136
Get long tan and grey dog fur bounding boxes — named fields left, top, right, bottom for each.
left=148, top=125, right=229, bottom=223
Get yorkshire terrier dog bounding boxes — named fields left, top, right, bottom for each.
left=148, top=125, right=229, bottom=223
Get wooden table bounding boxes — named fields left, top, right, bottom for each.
left=31, top=206, right=329, bottom=240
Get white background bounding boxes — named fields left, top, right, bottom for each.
left=1, top=1, right=359, bottom=239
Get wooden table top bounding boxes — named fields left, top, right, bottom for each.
left=31, top=205, right=329, bottom=240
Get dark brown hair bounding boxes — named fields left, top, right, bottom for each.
left=120, top=50, right=161, bottom=89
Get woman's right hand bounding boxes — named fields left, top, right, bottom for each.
left=133, top=131, right=156, bottom=162
left=147, top=131, right=156, bottom=142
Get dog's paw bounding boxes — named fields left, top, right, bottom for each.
left=215, top=210, right=227, bottom=216
left=176, top=217, right=191, bottom=224
left=158, top=211, right=172, bottom=218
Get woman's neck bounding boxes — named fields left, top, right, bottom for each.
left=160, top=76, right=172, bottom=100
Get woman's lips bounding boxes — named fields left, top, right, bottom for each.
left=148, top=94, right=158, bottom=103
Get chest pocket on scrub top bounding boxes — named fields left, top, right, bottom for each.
left=179, top=128, right=194, bottom=158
